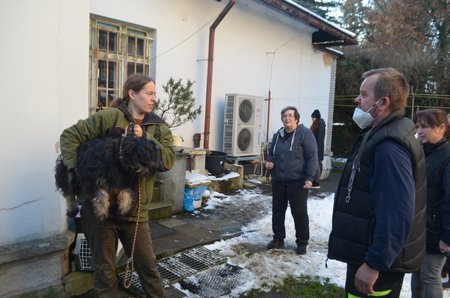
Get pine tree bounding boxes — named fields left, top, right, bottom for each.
left=155, top=78, right=202, bottom=128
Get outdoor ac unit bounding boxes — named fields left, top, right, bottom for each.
left=223, top=94, right=264, bottom=157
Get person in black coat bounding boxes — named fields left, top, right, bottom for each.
left=310, top=109, right=326, bottom=187
left=327, top=68, right=427, bottom=297
left=411, top=109, right=450, bottom=298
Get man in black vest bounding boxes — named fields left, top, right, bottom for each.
left=328, top=68, right=427, bottom=297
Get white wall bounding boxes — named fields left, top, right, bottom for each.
left=213, top=1, right=333, bottom=144
left=0, top=0, right=89, bottom=246
left=90, top=0, right=221, bottom=143
left=89, top=0, right=332, bottom=148
left=0, top=0, right=335, bottom=246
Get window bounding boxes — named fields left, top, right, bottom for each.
left=89, top=17, right=153, bottom=113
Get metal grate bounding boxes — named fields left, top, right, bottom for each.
left=117, top=271, right=143, bottom=292
left=223, top=95, right=235, bottom=153
left=157, top=257, right=197, bottom=282
left=158, top=246, right=227, bottom=284
left=179, top=263, right=245, bottom=297
left=117, top=246, right=227, bottom=294
left=182, top=246, right=228, bottom=268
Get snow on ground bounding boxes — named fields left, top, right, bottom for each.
left=174, top=188, right=450, bottom=297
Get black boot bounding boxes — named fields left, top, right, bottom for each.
left=267, top=239, right=284, bottom=249
left=296, top=245, right=307, bottom=255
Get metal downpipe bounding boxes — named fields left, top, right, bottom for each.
left=203, top=0, right=236, bottom=149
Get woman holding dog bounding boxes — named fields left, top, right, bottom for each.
left=60, top=73, right=175, bottom=297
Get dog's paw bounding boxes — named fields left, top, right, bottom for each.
left=117, top=189, right=134, bottom=215
left=92, top=189, right=110, bottom=220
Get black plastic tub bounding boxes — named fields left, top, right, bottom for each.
left=205, top=151, right=227, bottom=176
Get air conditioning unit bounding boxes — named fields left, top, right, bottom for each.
left=223, top=94, right=264, bottom=157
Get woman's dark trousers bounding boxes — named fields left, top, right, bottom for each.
left=271, top=180, right=310, bottom=246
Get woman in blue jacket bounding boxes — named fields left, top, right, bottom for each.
left=265, top=106, right=318, bottom=255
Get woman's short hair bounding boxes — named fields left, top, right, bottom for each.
left=414, top=109, right=450, bottom=139
left=281, top=106, right=300, bottom=123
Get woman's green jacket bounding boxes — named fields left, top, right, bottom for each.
left=59, top=104, right=175, bottom=222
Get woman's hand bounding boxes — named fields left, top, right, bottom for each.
left=133, top=125, right=144, bottom=137
left=440, top=240, right=450, bottom=254
left=127, top=123, right=145, bottom=137
left=304, top=180, right=312, bottom=189
left=265, top=161, right=274, bottom=170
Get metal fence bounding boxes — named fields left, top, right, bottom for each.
left=331, top=93, right=450, bottom=157
left=335, top=93, right=450, bottom=118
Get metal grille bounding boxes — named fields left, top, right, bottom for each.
left=117, top=271, right=143, bottom=292
left=223, top=95, right=235, bottom=153
left=182, top=246, right=228, bottom=268
left=117, top=246, right=227, bottom=294
left=179, top=263, right=245, bottom=297
left=157, top=246, right=227, bottom=283
left=157, top=257, right=197, bottom=281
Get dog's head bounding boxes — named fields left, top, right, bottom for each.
left=118, top=136, right=161, bottom=178
left=55, top=155, right=81, bottom=197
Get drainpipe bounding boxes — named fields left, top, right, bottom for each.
left=203, top=0, right=236, bottom=149
left=266, top=90, right=271, bottom=143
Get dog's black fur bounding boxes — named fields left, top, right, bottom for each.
left=55, top=127, right=162, bottom=220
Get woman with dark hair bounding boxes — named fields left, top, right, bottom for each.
left=265, top=106, right=318, bottom=255
left=310, top=109, right=326, bottom=188
left=411, top=109, right=450, bottom=298
left=60, top=73, right=175, bottom=297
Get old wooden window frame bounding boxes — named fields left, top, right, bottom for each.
left=89, top=16, right=153, bottom=114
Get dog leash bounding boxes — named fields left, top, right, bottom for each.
left=119, top=123, right=136, bottom=161
left=123, top=179, right=141, bottom=289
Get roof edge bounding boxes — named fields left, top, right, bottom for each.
left=259, top=0, right=358, bottom=46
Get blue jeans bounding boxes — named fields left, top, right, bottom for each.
left=411, top=253, right=447, bottom=298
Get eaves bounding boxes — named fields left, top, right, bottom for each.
left=258, top=0, right=358, bottom=48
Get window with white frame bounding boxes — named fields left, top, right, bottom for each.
left=89, top=17, right=153, bottom=114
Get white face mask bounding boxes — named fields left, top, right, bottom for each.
left=352, top=98, right=383, bottom=129
left=352, top=107, right=374, bottom=129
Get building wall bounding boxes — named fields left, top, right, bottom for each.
left=0, top=0, right=89, bottom=246
left=89, top=0, right=333, bottom=148
left=0, top=0, right=335, bottom=246
left=326, top=56, right=338, bottom=156
left=0, top=1, right=341, bottom=295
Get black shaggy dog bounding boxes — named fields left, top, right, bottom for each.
left=55, top=127, right=162, bottom=220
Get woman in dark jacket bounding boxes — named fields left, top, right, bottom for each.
left=310, top=109, right=326, bottom=187
left=265, top=106, right=318, bottom=255
left=411, top=109, right=450, bottom=298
